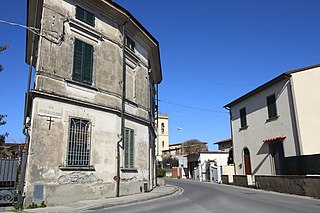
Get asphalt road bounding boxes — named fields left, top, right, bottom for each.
left=93, top=178, right=320, bottom=213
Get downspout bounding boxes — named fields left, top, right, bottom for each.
left=224, top=106, right=236, bottom=175
left=116, top=17, right=130, bottom=197
left=19, top=0, right=40, bottom=207
left=155, top=84, right=159, bottom=185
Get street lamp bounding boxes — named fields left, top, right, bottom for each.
left=177, top=127, right=184, bottom=178
left=177, top=127, right=184, bottom=155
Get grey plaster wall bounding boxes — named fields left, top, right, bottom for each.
left=35, top=0, right=152, bottom=121
left=255, top=175, right=320, bottom=199
left=25, top=0, right=160, bottom=206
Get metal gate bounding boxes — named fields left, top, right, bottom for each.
left=0, top=158, right=18, bottom=205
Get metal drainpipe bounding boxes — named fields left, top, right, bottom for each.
left=19, top=0, right=40, bottom=207
left=116, top=17, right=130, bottom=197
left=155, top=84, right=159, bottom=185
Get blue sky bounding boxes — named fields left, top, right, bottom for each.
left=1, top=1, right=320, bottom=150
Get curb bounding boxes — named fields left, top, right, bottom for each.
left=80, top=185, right=179, bottom=211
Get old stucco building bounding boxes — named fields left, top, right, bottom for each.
left=24, top=0, right=162, bottom=206
left=224, top=65, right=320, bottom=176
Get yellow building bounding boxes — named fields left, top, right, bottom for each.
left=156, top=114, right=169, bottom=162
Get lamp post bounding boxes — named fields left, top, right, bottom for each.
left=177, top=127, right=184, bottom=155
left=177, top=127, right=184, bottom=178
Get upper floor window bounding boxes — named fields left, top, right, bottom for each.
left=67, top=118, right=91, bottom=167
left=73, top=39, right=93, bottom=85
left=76, top=5, right=95, bottom=26
left=267, top=94, right=278, bottom=119
left=124, top=128, right=134, bottom=169
left=240, top=107, right=247, bottom=128
left=161, top=123, right=165, bottom=134
left=125, top=36, right=135, bottom=52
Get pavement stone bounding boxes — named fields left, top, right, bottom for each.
left=11, top=184, right=178, bottom=213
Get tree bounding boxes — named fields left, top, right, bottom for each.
left=0, top=44, right=8, bottom=72
left=0, top=44, right=9, bottom=144
left=182, top=139, right=208, bottom=155
left=162, top=156, right=179, bottom=168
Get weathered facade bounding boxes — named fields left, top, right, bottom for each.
left=24, top=0, right=162, bottom=206
left=224, top=65, right=320, bottom=176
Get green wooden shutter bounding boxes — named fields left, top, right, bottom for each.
left=76, top=6, right=95, bottom=26
left=267, top=94, right=277, bottom=118
left=83, top=43, right=93, bottom=84
left=129, top=129, right=134, bottom=168
left=124, top=128, right=129, bottom=168
left=76, top=6, right=85, bottom=21
left=124, top=128, right=134, bottom=168
left=72, top=39, right=83, bottom=82
left=85, top=11, right=95, bottom=26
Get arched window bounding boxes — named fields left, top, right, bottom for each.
left=161, top=123, right=165, bottom=134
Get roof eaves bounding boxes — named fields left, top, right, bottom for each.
left=224, top=73, right=290, bottom=108
left=213, top=138, right=232, bottom=145
left=224, top=64, right=320, bottom=108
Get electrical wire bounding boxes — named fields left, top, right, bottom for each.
left=0, top=19, right=41, bottom=36
left=158, top=99, right=228, bottom=114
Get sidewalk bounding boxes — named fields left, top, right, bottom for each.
left=0, top=185, right=178, bottom=213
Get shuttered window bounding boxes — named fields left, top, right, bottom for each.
left=76, top=5, right=95, bottom=26
left=125, top=36, right=135, bottom=52
left=267, top=94, right=278, bottom=119
left=240, top=107, right=247, bottom=128
left=124, top=128, right=134, bottom=168
left=72, top=39, right=93, bottom=85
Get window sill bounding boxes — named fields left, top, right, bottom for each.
left=121, top=168, right=138, bottom=173
left=266, top=115, right=279, bottom=123
left=239, top=125, right=248, bottom=131
left=125, top=47, right=140, bottom=62
left=59, top=166, right=95, bottom=171
left=65, top=79, right=98, bottom=91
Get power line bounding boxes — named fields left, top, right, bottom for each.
left=163, top=80, right=257, bottom=87
left=158, top=99, right=228, bottom=114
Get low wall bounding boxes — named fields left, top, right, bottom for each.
left=233, top=175, right=247, bottom=187
left=255, top=175, right=320, bottom=199
left=221, top=175, right=234, bottom=184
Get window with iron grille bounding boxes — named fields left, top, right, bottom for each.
left=125, top=36, right=135, bottom=52
left=72, top=39, right=93, bottom=85
left=124, top=128, right=134, bottom=168
left=75, top=5, right=95, bottom=26
left=267, top=94, right=278, bottom=119
left=67, top=118, right=91, bottom=167
left=240, top=107, right=247, bottom=128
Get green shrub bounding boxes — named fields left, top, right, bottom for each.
left=156, top=168, right=166, bottom=177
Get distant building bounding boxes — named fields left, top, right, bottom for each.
left=187, top=151, right=228, bottom=181
left=224, top=64, right=320, bottom=176
left=156, top=114, right=169, bottom=162
left=162, top=140, right=208, bottom=159
left=214, top=138, right=232, bottom=152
